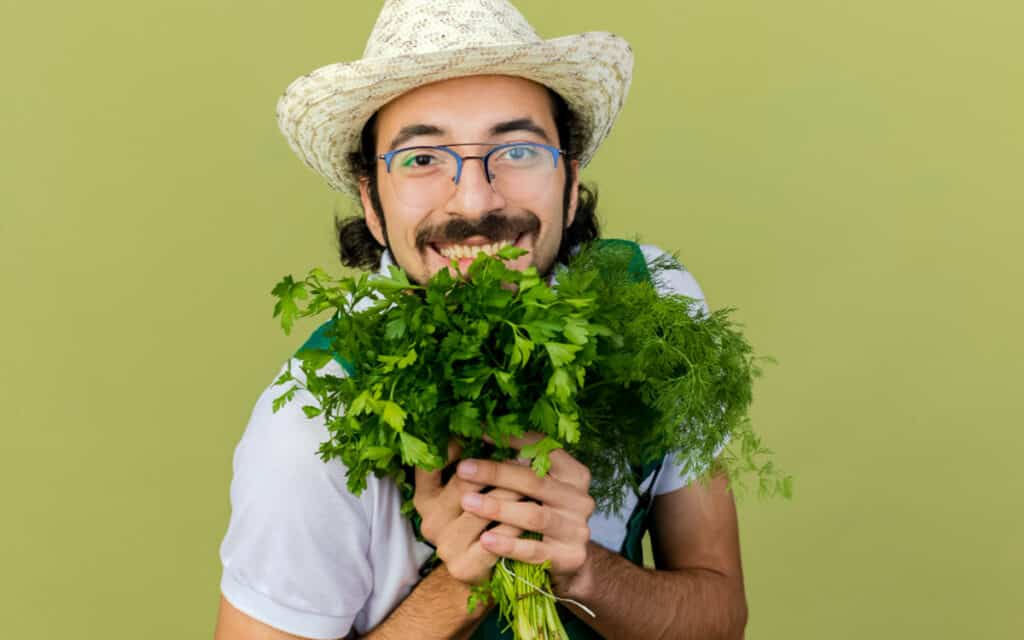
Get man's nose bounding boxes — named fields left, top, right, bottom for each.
left=445, top=157, right=507, bottom=217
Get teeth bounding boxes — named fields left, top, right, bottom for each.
left=438, top=239, right=513, bottom=259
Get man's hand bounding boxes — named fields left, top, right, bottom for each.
left=453, top=432, right=596, bottom=594
left=414, top=440, right=525, bottom=586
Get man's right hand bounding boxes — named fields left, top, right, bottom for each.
left=414, top=440, right=525, bottom=586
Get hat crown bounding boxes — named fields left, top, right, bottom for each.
left=363, top=0, right=542, bottom=59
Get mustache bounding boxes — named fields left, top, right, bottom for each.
left=415, top=211, right=540, bottom=249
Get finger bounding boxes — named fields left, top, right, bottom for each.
left=438, top=510, right=522, bottom=566
left=478, top=532, right=586, bottom=576
left=432, top=474, right=486, bottom=524
left=428, top=475, right=523, bottom=543
left=461, top=492, right=590, bottom=544
left=438, top=488, right=524, bottom=552
left=414, top=465, right=444, bottom=501
left=495, top=431, right=592, bottom=491
left=446, top=438, right=464, bottom=465
left=457, top=459, right=589, bottom=511
left=443, top=522, right=523, bottom=585
left=413, top=438, right=464, bottom=500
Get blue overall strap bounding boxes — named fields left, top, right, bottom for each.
left=294, top=316, right=356, bottom=378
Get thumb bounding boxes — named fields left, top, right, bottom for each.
left=414, top=438, right=463, bottom=498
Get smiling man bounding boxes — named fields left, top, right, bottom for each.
left=356, top=74, right=579, bottom=285
left=216, top=1, right=746, bottom=639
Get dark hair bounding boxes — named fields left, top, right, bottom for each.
left=335, top=87, right=601, bottom=270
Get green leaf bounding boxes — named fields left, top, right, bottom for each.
left=546, top=368, right=574, bottom=403
left=362, top=446, right=394, bottom=462
left=497, top=245, right=528, bottom=261
left=557, top=411, right=580, bottom=443
left=301, top=405, right=323, bottom=419
left=399, top=432, right=442, bottom=468
left=271, top=385, right=299, bottom=413
left=523, top=319, right=562, bottom=342
left=450, top=402, right=482, bottom=437
left=544, top=342, right=581, bottom=367
left=562, top=317, right=591, bottom=346
left=519, top=436, right=563, bottom=477
left=381, top=401, right=407, bottom=431
left=373, top=265, right=414, bottom=292
left=517, top=267, right=541, bottom=292
left=489, top=413, right=524, bottom=445
left=273, top=369, right=294, bottom=387
left=528, top=397, right=558, bottom=432
left=348, top=390, right=372, bottom=416
left=782, top=475, right=794, bottom=499
left=561, top=296, right=594, bottom=310
left=296, top=348, right=334, bottom=371
left=397, top=348, right=417, bottom=369
left=377, top=349, right=417, bottom=373
left=494, top=370, right=518, bottom=399
left=385, top=317, right=407, bottom=341
left=271, top=276, right=308, bottom=335
left=510, top=333, right=534, bottom=368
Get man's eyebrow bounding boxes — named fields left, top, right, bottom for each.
left=489, top=118, right=552, bottom=143
left=387, top=124, right=446, bottom=152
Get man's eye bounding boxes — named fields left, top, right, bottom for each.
left=504, top=145, right=538, bottom=161
left=401, top=154, right=437, bottom=168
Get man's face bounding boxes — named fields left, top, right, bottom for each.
left=359, top=75, right=579, bottom=285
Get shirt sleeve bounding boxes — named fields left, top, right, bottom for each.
left=219, top=360, right=372, bottom=640
left=638, top=244, right=731, bottom=496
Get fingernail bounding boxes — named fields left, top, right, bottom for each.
left=463, top=493, right=482, bottom=509
left=458, top=460, right=478, bottom=477
left=480, top=531, right=496, bottom=545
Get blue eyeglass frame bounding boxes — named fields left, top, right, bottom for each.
left=378, top=142, right=564, bottom=185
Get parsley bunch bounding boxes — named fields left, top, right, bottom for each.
left=270, top=241, right=789, bottom=638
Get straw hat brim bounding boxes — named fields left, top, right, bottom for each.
left=276, top=31, right=633, bottom=198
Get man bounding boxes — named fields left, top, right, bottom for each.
left=216, top=1, right=747, bottom=638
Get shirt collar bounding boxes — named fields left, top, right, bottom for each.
left=378, top=248, right=396, bottom=275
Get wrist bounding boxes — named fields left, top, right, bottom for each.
left=552, top=541, right=602, bottom=601
left=432, top=564, right=494, bottom=622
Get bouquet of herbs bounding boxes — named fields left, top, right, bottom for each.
left=270, top=240, right=789, bottom=640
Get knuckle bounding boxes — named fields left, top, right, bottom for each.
left=526, top=474, right=546, bottom=496
left=412, top=494, right=428, bottom=513
left=419, top=517, right=437, bottom=543
left=526, top=505, right=547, bottom=532
left=583, top=495, right=596, bottom=516
left=436, top=541, right=453, bottom=563
left=479, top=497, right=498, bottom=518
left=569, top=547, right=586, bottom=570
left=528, top=542, right=546, bottom=564
left=579, top=467, right=592, bottom=488
left=447, top=559, right=471, bottom=583
left=576, top=523, right=591, bottom=544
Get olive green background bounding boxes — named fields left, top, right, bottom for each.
left=2, top=0, right=1021, bottom=637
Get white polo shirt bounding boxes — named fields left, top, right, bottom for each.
left=219, top=244, right=720, bottom=639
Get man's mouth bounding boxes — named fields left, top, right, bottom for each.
left=433, top=237, right=516, bottom=260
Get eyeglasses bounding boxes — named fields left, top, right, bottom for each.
left=378, top=142, right=565, bottom=207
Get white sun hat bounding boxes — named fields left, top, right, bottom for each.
left=276, top=0, right=634, bottom=198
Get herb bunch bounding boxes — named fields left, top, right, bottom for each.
left=270, top=241, right=789, bottom=638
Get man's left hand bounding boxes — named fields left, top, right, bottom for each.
left=455, top=432, right=596, bottom=594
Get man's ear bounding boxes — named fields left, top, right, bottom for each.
left=359, top=177, right=387, bottom=247
left=565, top=159, right=581, bottom=228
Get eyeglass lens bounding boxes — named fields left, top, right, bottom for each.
left=384, top=143, right=559, bottom=206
